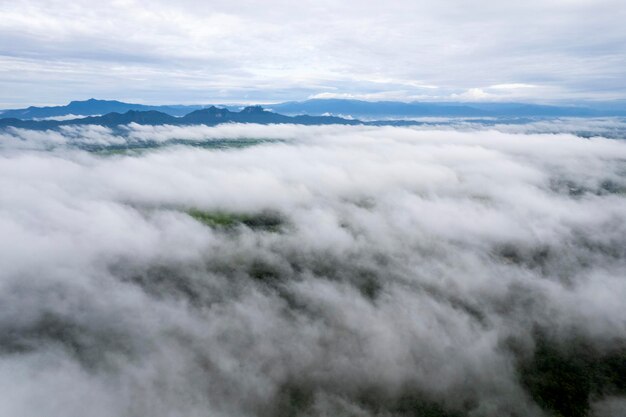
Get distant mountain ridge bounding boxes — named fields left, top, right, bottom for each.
left=0, top=98, right=205, bottom=119
left=3, top=98, right=626, bottom=121
left=269, top=99, right=626, bottom=117
left=0, top=105, right=362, bottom=130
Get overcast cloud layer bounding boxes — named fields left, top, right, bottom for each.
left=1, top=125, right=625, bottom=416
left=1, top=0, right=626, bottom=106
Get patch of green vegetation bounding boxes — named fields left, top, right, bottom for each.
left=188, top=209, right=243, bottom=228
left=358, top=276, right=382, bottom=301
left=357, top=387, right=466, bottom=417
left=352, top=269, right=384, bottom=302
left=191, top=138, right=282, bottom=149
left=273, top=383, right=316, bottom=417
left=600, top=179, right=626, bottom=196
left=0, top=311, right=135, bottom=370
left=497, top=244, right=551, bottom=269
left=89, top=145, right=151, bottom=156
left=519, top=334, right=626, bottom=417
left=549, top=178, right=626, bottom=198
left=124, top=264, right=205, bottom=307
left=270, top=383, right=466, bottom=417
left=248, top=260, right=282, bottom=283
left=392, top=394, right=465, bottom=417
left=187, top=208, right=284, bottom=232
left=86, top=138, right=283, bottom=155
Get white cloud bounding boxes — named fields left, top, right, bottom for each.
left=488, top=83, right=537, bottom=90
left=451, top=88, right=494, bottom=101
left=308, top=91, right=435, bottom=102
left=34, top=114, right=100, bottom=121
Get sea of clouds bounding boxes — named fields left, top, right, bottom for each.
left=0, top=123, right=625, bottom=417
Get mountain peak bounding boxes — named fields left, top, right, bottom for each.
left=69, top=98, right=103, bottom=105
left=241, top=106, right=266, bottom=114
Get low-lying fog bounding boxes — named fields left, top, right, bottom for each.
left=1, top=123, right=625, bottom=417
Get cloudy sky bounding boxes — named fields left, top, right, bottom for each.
left=1, top=0, right=625, bottom=107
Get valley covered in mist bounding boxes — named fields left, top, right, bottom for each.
left=1, top=121, right=626, bottom=417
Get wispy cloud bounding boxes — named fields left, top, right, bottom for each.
left=489, top=83, right=537, bottom=90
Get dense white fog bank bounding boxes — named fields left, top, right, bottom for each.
left=1, top=117, right=625, bottom=151
left=375, top=117, right=626, bottom=139
left=471, top=118, right=626, bottom=139
left=0, top=125, right=625, bottom=417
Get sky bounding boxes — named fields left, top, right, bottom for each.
left=1, top=0, right=626, bottom=107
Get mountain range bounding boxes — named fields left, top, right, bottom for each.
left=0, top=105, right=362, bottom=130
left=268, top=99, right=626, bottom=117
left=2, top=98, right=626, bottom=123
left=0, top=98, right=204, bottom=119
